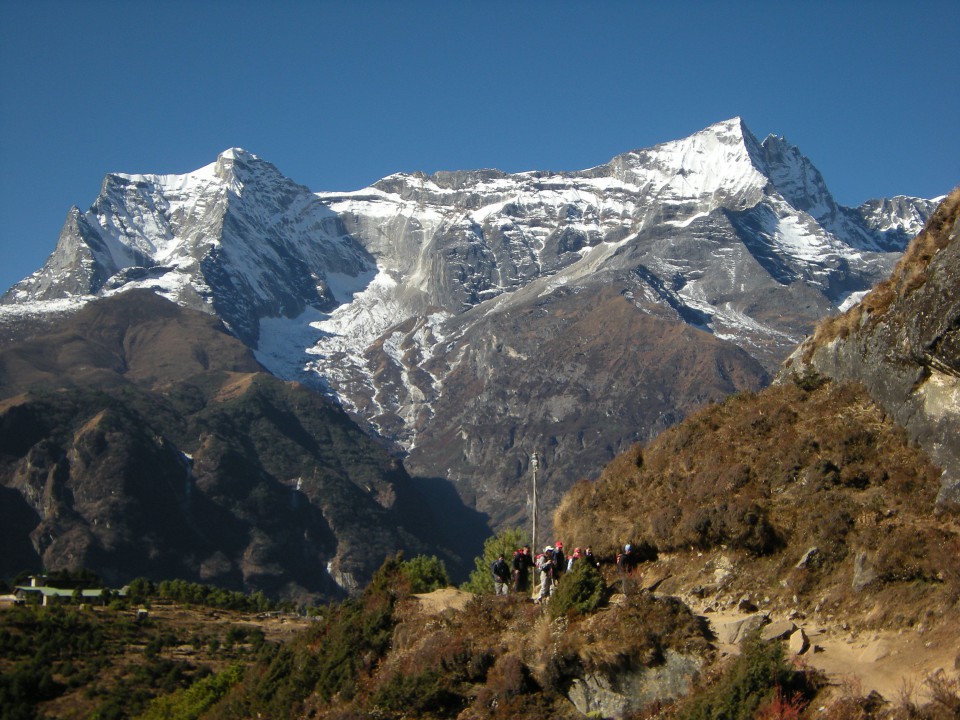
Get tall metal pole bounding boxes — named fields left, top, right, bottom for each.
left=531, top=451, right=539, bottom=574
left=530, top=451, right=540, bottom=600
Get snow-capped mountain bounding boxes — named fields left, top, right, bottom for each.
left=4, top=149, right=372, bottom=346
left=1, top=118, right=941, bottom=531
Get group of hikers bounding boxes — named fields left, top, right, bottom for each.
left=491, top=542, right=643, bottom=602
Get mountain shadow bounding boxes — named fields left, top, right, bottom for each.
left=0, top=291, right=460, bottom=602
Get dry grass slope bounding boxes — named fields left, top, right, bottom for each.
left=555, top=378, right=959, bottom=627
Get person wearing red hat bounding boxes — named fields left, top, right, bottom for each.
left=553, top=541, right=565, bottom=578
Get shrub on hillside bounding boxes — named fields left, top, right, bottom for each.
left=676, top=499, right=781, bottom=556
left=872, top=524, right=960, bottom=585
left=137, top=663, right=244, bottom=720
left=549, top=561, right=607, bottom=619
left=148, top=579, right=274, bottom=613
left=369, top=668, right=465, bottom=718
left=207, top=555, right=407, bottom=718
left=680, top=631, right=818, bottom=720
left=400, top=555, right=450, bottom=594
left=791, top=370, right=827, bottom=392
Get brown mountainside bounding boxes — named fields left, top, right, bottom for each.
left=555, top=378, right=957, bottom=624
left=405, top=281, right=770, bottom=533
left=0, top=291, right=470, bottom=603
left=0, top=290, right=261, bottom=393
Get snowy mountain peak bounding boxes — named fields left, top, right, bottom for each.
left=211, top=147, right=298, bottom=196
left=599, top=117, right=768, bottom=209
left=0, top=119, right=942, bottom=535
left=218, top=147, right=248, bottom=161
left=755, top=131, right=836, bottom=219
left=215, top=146, right=264, bottom=177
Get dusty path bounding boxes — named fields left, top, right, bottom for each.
left=409, top=587, right=958, bottom=704
left=412, top=587, right=474, bottom=614
left=692, top=602, right=959, bottom=704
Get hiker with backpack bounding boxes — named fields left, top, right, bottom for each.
left=536, top=546, right=557, bottom=603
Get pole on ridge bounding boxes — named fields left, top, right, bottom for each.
left=531, top=451, right=539, bottom=600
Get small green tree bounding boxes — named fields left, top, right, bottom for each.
left=126, top=577, right=156, bottom=603
left=137, top=663, right=245, bottom=720
left=461, top=528, right=529, bottom=595
left=682, top=630, right=815, bottom=720
left=549, top=560, right=607, bottom=619
left=401, top=555, right=450, bottom=593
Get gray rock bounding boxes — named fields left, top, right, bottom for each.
left=761, top=620, right=797, bottom=642
left=853, top=551, right=878, bottom=591
left=738, top=595, right=759, bottom=613
left=795, top=546, right=821, bottom=569
left=567, top=650, right=701, bottom=719
left=788, top=628, right=810, bottom=655
left=716, top=613, right=769, bottom=645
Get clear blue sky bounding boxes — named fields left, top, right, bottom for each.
left=1, top=0, right=958, bottom=295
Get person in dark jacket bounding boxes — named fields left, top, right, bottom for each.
left=584, top=546, right=599, bottom=568
left=616, top=544, right=638, bottom=573
left=553, top=541, right=566, bottom=577
left=616, top=543, right=639, bottom=593
left=512, top=546, right=533, bottom=593
left=491, top=553, right=511, bottom=595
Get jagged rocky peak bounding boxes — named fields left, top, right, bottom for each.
left=599, top=117, right=768, bottom=202
left=2, top=207, right=108, bottom=302
left=756, top=131, right=834, bottom=217
left=4, top=145, right=375, bottom=346
left=212, top=147, right=298, bottom=191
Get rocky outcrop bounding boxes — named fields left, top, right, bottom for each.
left=780, top=188, right=960, bottom=503
left=567, top=650, right=701, bottom=719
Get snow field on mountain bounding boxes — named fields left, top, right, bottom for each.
left=255, top=306, right=327, bottom=380
left=3, top=120, right=940, bottom=478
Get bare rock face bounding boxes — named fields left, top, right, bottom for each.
left=567, top=650, right=701, bottom=719
left=403, top=284, right=770, bottom=529
left=780, top=188, right=960, bottom=503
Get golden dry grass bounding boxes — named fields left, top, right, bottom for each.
left=554, top=378, right=959, bottom=624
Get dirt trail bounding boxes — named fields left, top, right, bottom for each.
left=409, top=587, right=958, bottom=704
left=412, top=587, right=474, bottom=614
left=694, top=602, right=959, bottom=704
